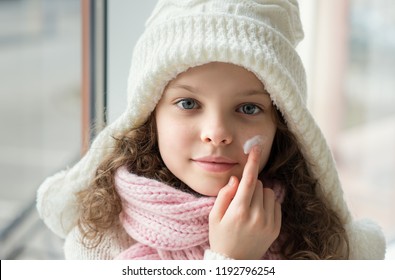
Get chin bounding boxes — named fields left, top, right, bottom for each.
left=188, top=182, right=224, bottom=197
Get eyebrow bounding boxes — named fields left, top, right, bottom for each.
left=168, top=84, right=199, bottom=94
left=242, top=89, right=269, bottom=96
left=167, top=84, right=269, bottom=96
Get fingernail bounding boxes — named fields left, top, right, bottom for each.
left=228, top=176, right=235, bottom=187
left=252, top=144, right=262, bottom=155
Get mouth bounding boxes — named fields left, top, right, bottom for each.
left=192, top=156, right=238, bottom=173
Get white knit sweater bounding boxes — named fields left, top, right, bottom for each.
left=64, top=224, right=230, bottom=260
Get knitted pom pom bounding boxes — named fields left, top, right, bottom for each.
left=346, top=219, right=386, bottom=259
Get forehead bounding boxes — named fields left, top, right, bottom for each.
left=166, top=62, right=268, bottom=94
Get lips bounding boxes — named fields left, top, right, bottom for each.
left=192, top=156, right=238, bottom=173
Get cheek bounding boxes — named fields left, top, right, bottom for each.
left=259, top=141, right=272, bottom=170
left=156, top=118, right=194, bottom=160
left=249, top=125, right=276, bottom=172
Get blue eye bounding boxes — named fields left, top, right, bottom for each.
left=176, top=98, right=199, bottom=110
left=238, top=103, right=261, bottom=115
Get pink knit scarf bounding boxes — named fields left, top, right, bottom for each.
left=114, top=166, right=285, bottom=260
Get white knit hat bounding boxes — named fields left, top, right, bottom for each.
left=37, top=0, right=386, bottom=259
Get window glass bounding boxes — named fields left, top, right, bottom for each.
left=339, top=0, right=395, bottom=257
left=299, top=0, right=395, bottom=259
left=0, top=0, right=81, bottom=259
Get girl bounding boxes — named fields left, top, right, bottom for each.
left=37, top=0, right=386, bottom=260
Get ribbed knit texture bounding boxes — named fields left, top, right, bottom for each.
left=114, top=167, right=285, bottom=260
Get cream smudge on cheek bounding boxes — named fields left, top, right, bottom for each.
left=243, top=135, right=266, bottom=154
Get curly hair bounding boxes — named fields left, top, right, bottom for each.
left=264, top=110, right=349, bottom=259
left=77, top=109, right=349, bottom=259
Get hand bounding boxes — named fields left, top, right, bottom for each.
left=208, top=145, right=282, bottom=259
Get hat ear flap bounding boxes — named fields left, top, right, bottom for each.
left=346, top=219, right=386, bottom=259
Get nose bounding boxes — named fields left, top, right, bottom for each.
left=200, top=113, right=233, bottom=146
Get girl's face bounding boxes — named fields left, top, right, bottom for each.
left=155, top=62, right=277, bottom=196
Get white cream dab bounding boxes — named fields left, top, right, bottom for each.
left=243, top=135, right=265, bottom=154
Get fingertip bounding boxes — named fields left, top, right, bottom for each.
left=243, top=145, right=262, bottom=176
left=254, top=143, right=263, bottom=154
left=211, top=177, right=239, bottom=221
left=227, top=176, right=236, bottom=187
left=218, top=176, right=238, bottom=198
left=251, top=144, right=263, bottom=159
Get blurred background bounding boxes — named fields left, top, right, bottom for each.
left=0, top=0, right=394, bottom=259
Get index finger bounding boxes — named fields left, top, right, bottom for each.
left=233, top=144, right=262, bottom=205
